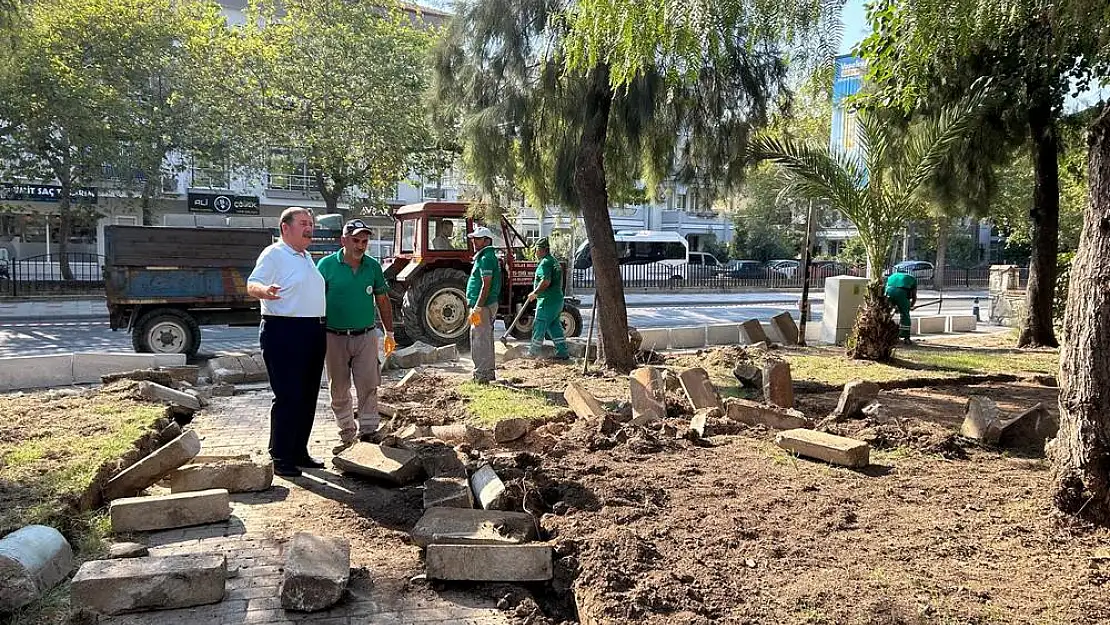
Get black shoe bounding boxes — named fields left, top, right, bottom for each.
left=296, top=456, right=326, bottom=469
left=273, top=462, right=302, bottom=477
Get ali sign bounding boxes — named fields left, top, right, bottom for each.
left=187, top=192, right=260, bottom=215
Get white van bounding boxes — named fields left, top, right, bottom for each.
left=573, top=230, right=690, bottom=284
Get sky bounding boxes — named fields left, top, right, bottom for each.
left=840, top=0, right=869, bottom=55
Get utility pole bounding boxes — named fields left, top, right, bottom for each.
left=797, top=201, right=817, bottom=346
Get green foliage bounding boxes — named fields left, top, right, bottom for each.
left=946, top=230, right=980, bottom=269
left=837, top=236, right=868, bottom=267
left=731, top=221, right=797, bottom=262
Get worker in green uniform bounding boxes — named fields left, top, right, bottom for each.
left=526, top=238, right=569, bottom=361
left=884, top=268, right=918, bottom=344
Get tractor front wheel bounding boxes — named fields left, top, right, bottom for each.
left=401, top=268, right=471, bottom=347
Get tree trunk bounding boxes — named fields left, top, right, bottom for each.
left=848, top=244, right=899, bottom=361
left=315, top=171, right=344, bottom=216
left=57, top=175, right=74, bottom=281
left=140, top=173, right=159, bottom=226
left=1018, top=103, right=1060, bottom=348
left=574, top=64, right=635, bottom=372
left=1051, top=103, right=1110, bottom=523
left=934, top=217, right=949, bottom=290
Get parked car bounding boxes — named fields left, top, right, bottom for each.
left=674, top=251, right=722, bottom=280
left=767, top=259, right=800, bottom=278
left=810, top=260, right=850, bottom=278
left=717, top=260, right=769, bottom=280
left=885, top=260, right=935, bottom=283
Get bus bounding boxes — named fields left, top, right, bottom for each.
left=572, top=230, right=690, bottom=286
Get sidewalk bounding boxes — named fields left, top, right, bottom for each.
left=0, top=296, right=108, bottom=320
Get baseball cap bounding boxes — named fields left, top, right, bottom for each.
left=534, top=237, right=550, bottom=249
left=343, top=219, right=371, bottom=236
left=468, top=226, right=494, bottom=239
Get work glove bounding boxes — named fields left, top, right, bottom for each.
left=526, top=292, right=538, bottom=303
left=383, top=332, right=396, bottom=357
left=469, top=309, right=482, bottom=327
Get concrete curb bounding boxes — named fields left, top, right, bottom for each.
left=0, top=352, right=186, bottom=392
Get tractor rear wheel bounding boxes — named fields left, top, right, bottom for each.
left=401, top=268, right=471, bottom=347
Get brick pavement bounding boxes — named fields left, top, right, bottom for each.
left=101, top=386, right=509, bottom=625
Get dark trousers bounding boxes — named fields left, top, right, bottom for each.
left=260, top=316, right=326, bottom=464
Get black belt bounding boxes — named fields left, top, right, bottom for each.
left=262, top=315, right=326, bottom=323
left=326, top=327, right=373, bottom=336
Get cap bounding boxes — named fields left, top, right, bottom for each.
left=468, top=226, right=494, bottom=239
left=343, top=219, right=371, bottom=236
left=534, top=237, right=550, bottom=249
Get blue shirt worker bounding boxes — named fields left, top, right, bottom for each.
left=317, top=219, right=396, bottom=454
left=885, top=269, right=918, bottom=344
left=466, top=226, right=501, bottom=383
left=526, top=237, right=569, bottom=360
left=247, top=207, right=327, bottom=478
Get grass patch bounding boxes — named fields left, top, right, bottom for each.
left=458, top=382, right=558, bottom=426
left=783, top=345, right=1058, bottom=386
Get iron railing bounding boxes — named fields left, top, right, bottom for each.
left=2, top=253, right=105, bottom=296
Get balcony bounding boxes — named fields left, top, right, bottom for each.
left=189, top=167, right=231, bottom=190
left=266, top=172, right=319, bottom=199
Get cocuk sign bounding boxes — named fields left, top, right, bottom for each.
left=188, top=192, right=260, bottom=215
left=0, top=183, right=98, bottom=204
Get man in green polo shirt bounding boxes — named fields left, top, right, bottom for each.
left=885, top=268, right=918, bottom=344
left=317, top=219, right=396, bottom=452
left=526, top=237, right=569, bottom=360
left=466, top=226, right=501, bottom=383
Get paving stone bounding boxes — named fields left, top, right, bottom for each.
left=430, top=424, right=493, bottom=448
left=470, top=465, right=509, bottom=510
left=769, top=312, right=800, bottom=345
left=493, top=418, right=534, bottom=443
left=725, top=398, right=810, bottom=430
left=688, top=407, right=721, bottom=438
left=433, top=344, right=460, bottom=363
left=394, top=342, right=436, bottom=369
left=409, top=508, right=538, bottom=548
left=0, top=525, right=74, bottom=611
left=678, top=367, right=721, bottom=410
left=564, top=383, right=606, bottom=419
left=169, top=456, right=274, bottom=494
left=138, top=381, right=202, bottom=410
left=775, top=428, right=870, bottom=468
left=394, top=369, right=423, bottom=391
left=960, top=396, right=1003, bottom=444
left=333, top=443, right=423, bottom=485
left=740, top=319, right=770, bottom=344
left=107, top=542, right=149, bottom=559
left=280, top=533, right=350, bottom=612
left=762, top=360, right=794, bottom=408
left=830, top=380, right=880, bottom=421
left=105, top=430, right=202, bottom=501
left=70, top=553, right=226, bottom=615
left=997, top=403, right=1059, bottom=452
left=424, top=477, right=475, bottom=509
left=110, top=489, right=231, bottom=533
left=425, top=544, right=552, bottom=581
left=629, top=367, right=666, bottom=425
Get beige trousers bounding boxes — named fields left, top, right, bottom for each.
left=324, top=331, right=381, bottom=443
left=470, top=304, right=497, bottom=382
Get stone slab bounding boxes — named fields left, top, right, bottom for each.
left=410, top=507, right=538, bottom=548
left=947, top=315, right=978, bottom=333
left=280, top=533, right=350, bottom=612
left=775, top=428, right=870, bottom=468
left=997, top=403, right=1059, bottom=451
left=433, top=344, right=460, bottom=363
left=70, top=553, right=226, bottom=615
left=629, top=367, right=666, bottom=425
left=425, top=544, right=553, bottom=581
left=0, top=525, right=74, bottom=611
left=106, top=542, right=149, bottom=559
left=679, top=367, right=722, bottom=410
left=830, top=380, right=880, bottom=421
left=394, top=342, right=436, bottom=369
left=705, top=324, right=741, bottom=346
left=564, top=383, right=606, bottom=419
left=732, top=362, right=763, bottom=388
left=669, top=326, right=707, bottom=349
left=110, top=489, right=231, bottom=533
left=0, top=354, right=74, bottom=392
left=960, top=396, right=1002, bottom=444
left=494, top=417, right=534, bottom=443
left=424, top=477, right=475, bottom=509
left=636, top=328, right=670, bottom=351
left=137, top=381, right=202, bottom=410
left=470, top=465, right=509, bottom=510
left=918, top=315, right=947, bottom=334
left=333, top=443, right=423, bottom=485
left=73, top=353, right=187, bottom=385
left=769, top=312, right=800, bottom=345
left=762, top=360, right=794, bottom=408
left=105, top=430, right=202, bottom=501
left=168, top=456, right=274, bottom=494
left=740, top=319, right=770, bottom=345
left=689, top=407, right=721, bottom=438
left=394, top=369, right=423, bottom=391
left=725, top=398, right=810, bottom=430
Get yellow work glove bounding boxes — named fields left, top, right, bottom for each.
left=469, top=309, right=482, bottom=327
left=383, top=332, right=396, bottom=357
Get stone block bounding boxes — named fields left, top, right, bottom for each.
left=565, top=383, right=606, bottom=419
left=430, top=423, right=492, bottom=448
left=669, top=326, right=707, bottom=349
left=918, top=316, right=947, bottom=334
left=947, top=315, right=978, bottom=333
left=997, top=403, right=1059, bottom=451
left=410, top=508, right=538, bottom=548
left=394, top=342, right=436, bottom=369
left=629, top=367, right=666, bottom=425
left=679, top=367, right=721, bottom=410
left=106, top=543, right=148, bottom=559
left=495, top=341, right=527, bottom=364
left=424, top=477, right=475, bottom=509
left=73, top=353, right=187, bottom=385
left=732, top=362, right=762, bottom=389
left=137, top=381, right=202, bottom=410
left=724, top=398, right=811, bottom=430
left=280, top=533, right=350, bottom=612
left=775, top=429, right=870, bottom=468
left=494, top=417, right=534, bottom=443
left=706, top=324, right=741, bottom=346
left=960, top=396, right=1002, bottom=444
left=740, top=319, right=770, bottom=345
left=105, top=430, right=202, bottom=501
left=830, top=380, right=880, bottom=421
left=433, top=344, right=460, bottom=363
left=769, top=312, right=800, bottom=345
left=636, top=328, right=670, bottom=352
left=0, top=354, right=74, bottom=392
left=396, top=423, right=433, bottom=440
left=160, top=365, right=200, bottom=385
left=910, top=317, right=921, bottom=335
left=110, top=489, right=231, bottom=533
left=762, top=360, right=794, bottom=408
left=411, top=444, right=469, bottom=478
left=566, top=338, right=597, bottom=359
left=688, top=407, right=722, bottom=438
left=70, top=553, right=226, bottom=615
left=333, top=443, right=423, bottom=485
left=209, top=383, right=235, bottom=397
left=425, top=544, right=552, bottom=581
left=0, top=525, right=74, bottom=611
left=168, top=455, right=273, bottom=494
left=395, top=369, right=423, bottom=391
left=470, top=465, right=509, bottom=510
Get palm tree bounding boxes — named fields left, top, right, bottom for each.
left=755, top=87, right=989, bottom=360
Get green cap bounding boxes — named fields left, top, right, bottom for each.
left=534, top=237, right=550, bottom=249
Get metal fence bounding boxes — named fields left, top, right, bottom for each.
left=1, top=253, right=106, bottom=297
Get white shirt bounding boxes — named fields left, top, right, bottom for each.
left=247, top=241, right=326, bottom=317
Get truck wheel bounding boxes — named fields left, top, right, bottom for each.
left=402, top=268, right=470, bottom=347
left=560, top=304, right=583, bottom=337
left=132, top=308, right=200, bottom=357
left=509, top=306, right=535, bottom=340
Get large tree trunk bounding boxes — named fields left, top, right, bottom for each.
left=934, top=217, right=948, bottom=290
left=56, top=174, right=74, bottom=281
left=574, top=64, right=635, bottom=372
left=848, top=244, right=899, bottom=361
left=1051, top=104, right=1110, bottom=523
left=1018, top=103, right=1060, bottom=348
left=315, top=171, right=344, bottom=216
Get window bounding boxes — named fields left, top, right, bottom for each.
left=428, top=218, right=465, bottom=250
left=674, top=194, right=687, bottom=210
left=115, top=216, right=139, bottom=226
left=190, top=156, right=230, bottom=189
left=267, top=149, right=313, bottom=192
left=400, top=219, right=417, bottom=254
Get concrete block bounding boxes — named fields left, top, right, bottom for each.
left=960, top=396, right=1002, bottom=444
left=564, top=383, right=606, bottom=419
left=333, top=443, right=423, bottom=485
left=105, top=430, right=202, bottom=500
left=137, top=381, right=201, bottom=410
left=739, top=319, right=770, bottom=345
left=426, top=544, right=552, bottom=581
left=769, top=312, right=800, bottom=345
left=705, top=324, right=741, bottom=346
left=160, top=365, right=200, bottom=385
left=997, top=403, right=1059, bottom=451
left=679, top=367, right=722, bottom=410
left=947, top=315, right=978, bottom=333
left=0, top=354, right=74, bottom=392
left=762, top=360, right=794, bottom=408
left=918, top=315, right=947, bottom=334
left=430, top=423, right=492, bottom=447
left=775, top=428, right=870, bottom=468
left=433, top=344, right=460, bottom=363
left=411, top=444, right=469, bottom=478
left=494, top=417, right=534, bottom=443
left=495, top=341, right=527, bottom=364
left=394, top=342, right=436, bottom=369
left=0, top=525, right=74, bottom=611
left=424, top=477, right=475, bottom=509
left=168, top=455, right=274, bottom=494
left=396, top=423, right=433, bottom=440
left=732, top=362, right=762, bottom=388
left=280, top=533, right=350, bottom=612
left=106, top=543, right=148, bottom=559
left=830, top=380, right=880, bottom=421
left=410, top=508, right=538, bottom=548
left=636, top=328, right=670, bottom=351
left=566, top=338, right=597, bottom=359
left=724, top=398, right=810, bottom=430
left=688, top=407, right=721, bottom=438
left=73, top=353, right=186, bottom=385
left=70, top=553, right=226, bottom=615
left=668, top=326, right=707, bottom=349
left=629, top=367, right=666, bottom=425
left=394, top=369, right=422, bottom=391
left=110, top=489, right=231, bottom=533
left=470, top=465, right=509, bottom=510
left=910, top=317, right=921, bottom=335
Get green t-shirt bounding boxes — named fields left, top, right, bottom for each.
left=885, top=272, right=918, bottom=291
left=467, top=246, right=501, bottom=308
left=533, top=255, right=563, bottom=319
left=317, top=250, right=389, bottom=330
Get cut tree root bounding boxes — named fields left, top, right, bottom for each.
left=847, top=283, right=900, bottom=361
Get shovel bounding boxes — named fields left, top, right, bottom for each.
left=500, top=300, right=534, bottom=345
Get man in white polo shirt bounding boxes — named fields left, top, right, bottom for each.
left=247, top=207, right=327, bottom=477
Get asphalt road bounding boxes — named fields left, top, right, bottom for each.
left=0, top=298, right=982, bottom=360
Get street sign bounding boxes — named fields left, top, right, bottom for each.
left=187, top=192, right=260, bottom=215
